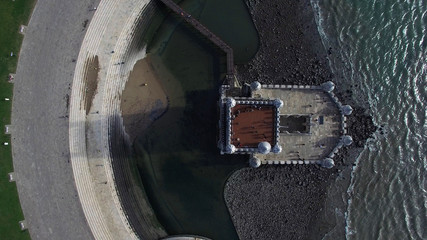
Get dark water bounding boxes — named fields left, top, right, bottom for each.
left=312, top=0, right=426, bottom=239
left=134, top=0, right=258, bottom=239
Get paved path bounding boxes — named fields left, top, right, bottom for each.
left=11, top=0, right=99, bottom=239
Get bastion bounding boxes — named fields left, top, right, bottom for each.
left=218, top=81, right=353, bottom=168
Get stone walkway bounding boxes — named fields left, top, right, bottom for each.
left=13, top=0, right=167, bottom=239
left=11, top=0, right=100, bottom=239
left=69, top=0, right=166, bottom=239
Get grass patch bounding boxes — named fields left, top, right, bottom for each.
left=0, top=0, right=35, bottom=239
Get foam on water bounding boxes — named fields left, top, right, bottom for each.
left=312, top=0, right=426, bottom=239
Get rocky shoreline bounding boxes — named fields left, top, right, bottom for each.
left=225, top=0, right=376, bottom=239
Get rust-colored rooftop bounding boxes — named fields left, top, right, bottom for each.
left=231, top=104, right=275, bottom=147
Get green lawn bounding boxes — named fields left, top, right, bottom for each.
left=0, top=0, right=35, bottom=239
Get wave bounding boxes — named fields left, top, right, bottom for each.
left=312, top=0, right=427, bottom=239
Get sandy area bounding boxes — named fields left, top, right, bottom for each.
left=121, top=56, right=168, bottom=142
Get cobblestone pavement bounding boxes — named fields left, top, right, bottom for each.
left=12, top=0, right=98, bottom=239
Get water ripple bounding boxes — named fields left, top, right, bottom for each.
left=312, top=0, right=427, bottom=239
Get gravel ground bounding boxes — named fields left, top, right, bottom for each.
left=225, top=0, right=377, bottom=239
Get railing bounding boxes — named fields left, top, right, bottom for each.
left=158, top=0, right=235, bottom=82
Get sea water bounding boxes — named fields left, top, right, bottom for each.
left=312, top=0, right=426, bottom=239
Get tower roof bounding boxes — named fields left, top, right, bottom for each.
left=250, top=81, right=261, bottom=91
left=258, top=142, right=271, bottom=154
left=321, top=81, right=335, bottom=92
left=321, top=158, right=335, bottom=168
left=342, top=105, right=353, bottom=115
left=249, top=157, right=261, bottom=168
left=342, top=135, right=353, bottom=146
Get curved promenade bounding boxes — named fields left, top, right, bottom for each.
left=13, top=0, right=169, bottom=238
left=13, top=0, right=214, bottom=238
left=11, top=0, right=100, bottom=239
left=69, top=0, right=166, bottom=239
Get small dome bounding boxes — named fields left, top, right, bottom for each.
left=226, top=97, right=236, bottom=108
left=250, top=81, right=261, bottom=91
left=342, top=135, right=353, bottom=146
left=321, top=158, right=335, bottom=169
left=273, top=99, right=284, bottom=108
left=272, top=144, right=282, bottom=153
left=258, top=142, right=271, bottom=154
left=226, top=144, right=236, bottom=154
left=321, top=81, right=335, bottom=92
left=342, top=105, right=353, bottom=115
left=249, top=157, right=261, bottom=168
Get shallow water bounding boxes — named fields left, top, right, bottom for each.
left=312, top=0, right=426, bottom=239
left=134, top=0, right=258, bottom=239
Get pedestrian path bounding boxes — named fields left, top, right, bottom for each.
left=69, top=0, right=167, bottom=239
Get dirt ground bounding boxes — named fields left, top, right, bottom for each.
left=83, top=56, right=99, bottom=115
